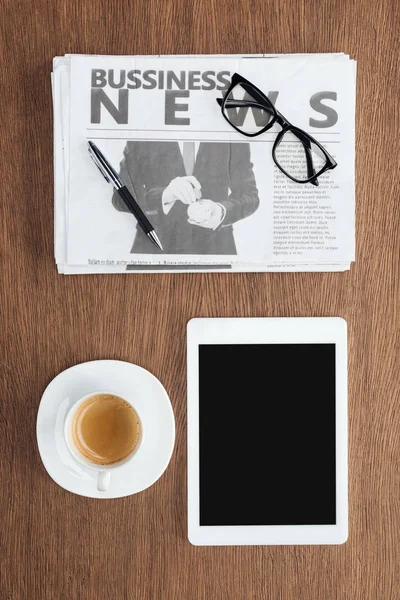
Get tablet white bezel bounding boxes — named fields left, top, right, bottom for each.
left=187, top=317, right=348, bottom=546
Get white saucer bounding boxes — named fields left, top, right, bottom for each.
left=36, top=360, right=175, bottom=498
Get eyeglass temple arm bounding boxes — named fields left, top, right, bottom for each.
left=216, top=98, right=267, bottom=110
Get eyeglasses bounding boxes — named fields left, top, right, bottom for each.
left=217, top=73, right=337, bottom=186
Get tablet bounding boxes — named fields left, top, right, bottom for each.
left=187, top=318, right=347, bottom=545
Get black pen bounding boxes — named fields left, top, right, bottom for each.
left=87, top=141, right=163, bottom=251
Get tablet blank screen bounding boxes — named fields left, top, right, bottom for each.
left=199, top=344, right=336, bottom=526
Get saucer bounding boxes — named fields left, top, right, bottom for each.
left=36, top=360, right=175, bottom=498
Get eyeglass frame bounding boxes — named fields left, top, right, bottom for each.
left=217, top=72, right=337, bottom=186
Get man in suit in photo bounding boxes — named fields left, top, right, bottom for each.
left=112, top=141, right=259, bottom=255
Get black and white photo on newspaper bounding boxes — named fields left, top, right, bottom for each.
left=111, top=140, right=260, bottom=257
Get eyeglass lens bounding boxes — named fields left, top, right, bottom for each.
left=274, top=130, right=328, bottom=182
left=223, top=83, right=275, bottom=135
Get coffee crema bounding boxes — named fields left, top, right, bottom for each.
left=72, top=394, right=141, bottom=465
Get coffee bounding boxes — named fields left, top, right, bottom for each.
left=72, top=394, right=141, bottom=465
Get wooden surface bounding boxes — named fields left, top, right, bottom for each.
left=0, top=0, right=399, bottom=598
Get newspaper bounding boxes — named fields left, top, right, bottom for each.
left=52, top=54, right=356, bottom=273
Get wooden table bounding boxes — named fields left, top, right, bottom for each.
left=1, top=0, right=399, bottom=598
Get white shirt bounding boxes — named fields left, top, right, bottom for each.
left=162, top=142, right=200, bottom=215
left=178, top=141, right=200, bottom=161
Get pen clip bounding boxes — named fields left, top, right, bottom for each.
left=88, top=144, right=111, bottom=183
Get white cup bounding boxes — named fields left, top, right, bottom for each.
left=64, top=391, right=143, bottom=492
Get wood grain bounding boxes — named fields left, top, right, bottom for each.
left=0, top=0, right=399, bottom=598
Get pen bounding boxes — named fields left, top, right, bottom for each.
left=87, top=141, right=163, bottom=251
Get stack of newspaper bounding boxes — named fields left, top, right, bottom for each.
left=52, top=53, right=356, bottom=273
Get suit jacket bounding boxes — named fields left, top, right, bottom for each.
left=112, top=141, right=259, bottom=255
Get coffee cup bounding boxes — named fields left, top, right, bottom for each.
left=64, top=391, right=143, bottom=492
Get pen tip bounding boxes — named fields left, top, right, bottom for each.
left=147, top=230, right=163, bottom=251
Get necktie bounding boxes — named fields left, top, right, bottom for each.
left=183, top=141, right=195, bottom=176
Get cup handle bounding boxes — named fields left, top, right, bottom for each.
left=97, top=471, right=111, bottom=492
